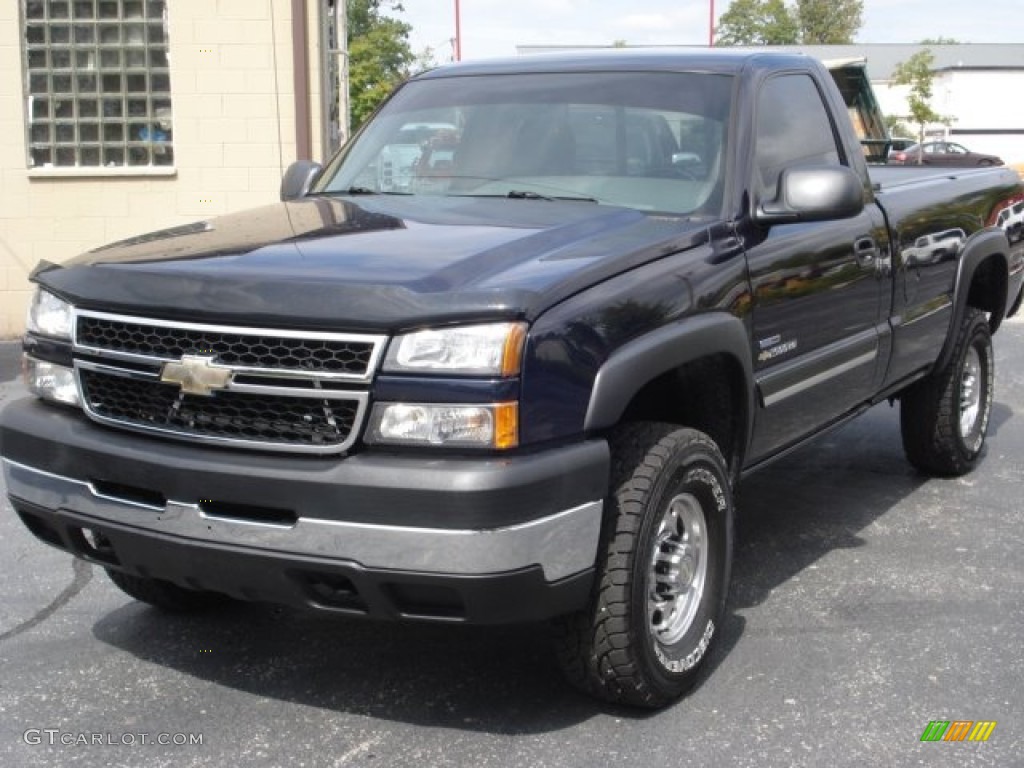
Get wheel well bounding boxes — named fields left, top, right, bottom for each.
left=967, top=253, right=1008, bottom=332
left=619, top=354, right=746, bottom=478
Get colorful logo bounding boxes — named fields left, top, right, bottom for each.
left=920, top=721, right=997, bottom=742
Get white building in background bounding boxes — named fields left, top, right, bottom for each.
left=931, top=66, right=1024, bottom=164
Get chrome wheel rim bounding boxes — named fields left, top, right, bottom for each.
left=648, top=492, right=708, bottom=646
left=959, top=346, right=983, bottom=439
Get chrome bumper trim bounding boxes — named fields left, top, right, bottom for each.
left=3, top=458, right=602, bottom=582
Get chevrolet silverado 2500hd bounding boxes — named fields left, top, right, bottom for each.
left=3, top=51, right=1023, bottom=708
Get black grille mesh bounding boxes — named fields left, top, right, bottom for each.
left=77, top=316, right=374, bottom=375
left=80, top=370, right=358, bottom=448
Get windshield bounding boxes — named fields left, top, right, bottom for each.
left=315, top=71, right=733, bottom=216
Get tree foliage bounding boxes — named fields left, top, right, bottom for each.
left=716, top=0, right=798, bottom=45
left=884, top=114, right=912, bottom=138
left=796, top=0, right=863, bottom=44
left=890, top=49, right=954, bottom=157
left=716, top=0, right=862, bottom=45
left=348, top=0, right=415, bottom=129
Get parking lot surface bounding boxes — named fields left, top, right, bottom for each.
left=1, top=318, right=1022, bottom=767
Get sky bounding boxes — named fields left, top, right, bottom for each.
left=396, top=0, right=1024, bottom=63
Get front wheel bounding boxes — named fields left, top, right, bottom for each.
left=552, top=423, right=733, bottom=708
left=900, top=308, right=994, bottom=475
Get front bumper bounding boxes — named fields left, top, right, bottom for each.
left=1, top=398, right=609, bottom=623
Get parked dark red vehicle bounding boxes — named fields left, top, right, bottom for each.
left=889, top=141, right=1004, bottom=167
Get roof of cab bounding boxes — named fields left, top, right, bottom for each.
left=412, top=48, right=819, bottom=80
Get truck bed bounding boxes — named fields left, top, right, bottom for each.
left=869, top=163, right=1009, bottom=192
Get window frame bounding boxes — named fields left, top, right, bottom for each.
left=752, top=71, right=847, bottom=204
left=21, top=0, right=175, bottom=177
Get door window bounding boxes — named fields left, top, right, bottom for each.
left=755, top=74, right=841, bottom=200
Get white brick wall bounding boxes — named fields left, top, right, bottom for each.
left=0, top=0, right=324, bottom=338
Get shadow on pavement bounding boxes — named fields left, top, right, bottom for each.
left=94, top=602, right=605, bottom=732
left=730, top=402, right=926, bottom=613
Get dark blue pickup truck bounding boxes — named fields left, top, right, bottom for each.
left=3, top=50, right=1023, bottom=707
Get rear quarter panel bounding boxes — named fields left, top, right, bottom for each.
left=871, top=165, right=1024, bottom=387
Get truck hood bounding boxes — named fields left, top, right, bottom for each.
left=38, top=195, right=710, bottom=331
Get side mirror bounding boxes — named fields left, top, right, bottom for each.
left=755, top=165, right=864, bottom=225
left=280, top=160, right=323, bottom=201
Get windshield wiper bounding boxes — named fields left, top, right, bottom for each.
left=506, top=190, right=599, bottom=203
left=326, top=187, right=413, bottom=196
left=507, top=189, right=553, bottom=201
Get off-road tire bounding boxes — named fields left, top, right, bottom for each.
left=106, top=569, right=228, bottom=612
left=900, top=307, right=994, bottom=476
left=552, top=423, right=733, bottom=708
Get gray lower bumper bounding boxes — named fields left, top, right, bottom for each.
left=1, top=398, right=608, bottom=621
left=4, top=458, right=602, bottom=583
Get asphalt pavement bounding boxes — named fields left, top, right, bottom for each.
left=1, top=319, right=1022, bottom=767
left=0, top=341, right=20, bottom=384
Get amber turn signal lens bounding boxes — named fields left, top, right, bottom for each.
left=493, top=402, right=519, bottom=449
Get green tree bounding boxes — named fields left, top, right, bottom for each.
left=716, top=0, right=861, bottom=46
left=884, top=114, right=912, bottom=138
left=795, top=0, right=862, bottom=44
left=716, top=0, right=798, bottom=45
left=890, top=49, right=954, bottom=161
left=348, top=0, right=415, bottom=129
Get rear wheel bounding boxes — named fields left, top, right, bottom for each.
left=552, top=423, right=733, bottom=708
left=106, top=569, right=228, bottom=612
left=900, top=308, right=994, bottom=475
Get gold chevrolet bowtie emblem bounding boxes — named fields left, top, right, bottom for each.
left=160, top=354, right=233, bottom=396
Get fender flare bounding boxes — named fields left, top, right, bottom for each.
left=936, top=229, right=1009, bottom=373
left=583, top=312, right=755, bottom=450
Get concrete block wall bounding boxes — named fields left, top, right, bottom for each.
left=0, top=0, right=324, bottom=338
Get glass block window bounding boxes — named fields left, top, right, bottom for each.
left=22, top=0, right=173, bottom=169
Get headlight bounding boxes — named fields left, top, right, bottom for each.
left=26, top=288, right=74, bottom=340
left=24, top=357, right=80, bottom=406
left=384, top=322, right=526, bottom=376
left=366, top=402, right=518, bottom=449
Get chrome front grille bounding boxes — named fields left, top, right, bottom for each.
left=76, top=314, right=378, bottom=377
left=79, top=370, right=360, bottom=448
left=72, top=311, right=385, bottom=454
